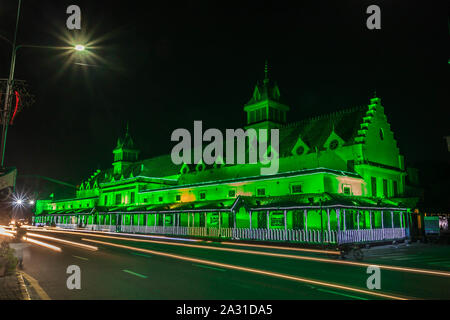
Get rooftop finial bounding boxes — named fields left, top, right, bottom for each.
left=263, top=59, right=269, bottom=84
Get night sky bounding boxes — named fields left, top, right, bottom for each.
left=0, top=0, right=448, bottom=186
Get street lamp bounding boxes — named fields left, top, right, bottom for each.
left=74, top=44, right=85, bottom=51
left=0, top=0, right=88, bottom=169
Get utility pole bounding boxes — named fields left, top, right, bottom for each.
left=1, top=0, right=22, bottom=169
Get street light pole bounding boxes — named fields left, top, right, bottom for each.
left=0, top=0, right=86, bottom=169
left=1, top=0, right=22, bottom=169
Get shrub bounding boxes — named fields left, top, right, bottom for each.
left=0, top=241, right=18, bottom=275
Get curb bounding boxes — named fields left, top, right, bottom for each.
left=17, top=271, right=31, bottom=300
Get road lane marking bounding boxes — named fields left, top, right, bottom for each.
left=316, top=288, right=368, bottom=300
left=31, top=228, right=450, bottom=278
left=122, top=269, right=148, bottom=279
left=21, top=272, right=51, bottom=300
left=193, top=263, right=226, bottom=272
left=84, top=238, right=411, bottom=300
left=131, top=252, right=152, bottom=258
left=73, top=255, right=89, bottom=261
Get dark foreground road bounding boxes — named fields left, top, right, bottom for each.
left=2, top=227, right=450, bottom=300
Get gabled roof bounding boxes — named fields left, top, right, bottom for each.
left=279, top=105, right=367, bottom=156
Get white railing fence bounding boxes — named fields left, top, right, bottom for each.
left=337, top=228, right=406, bottom=244
left=55, top=223, right=78, bottom=230
left=47, top=223, right=407, bottom=244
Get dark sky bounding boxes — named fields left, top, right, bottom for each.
left=0, top=0, right=448, bottom=185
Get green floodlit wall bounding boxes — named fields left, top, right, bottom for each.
left=35, top=96, right=410, bottom=224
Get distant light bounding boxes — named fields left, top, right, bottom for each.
left=29, top=200, right=35, bottom=205
left=15, top=199, right=23, bottom=205
left=74, top=44, right=85, bottom=51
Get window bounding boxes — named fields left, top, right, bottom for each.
left=175, top=194, right=181, bottom=201
left=143, top=198, right=148, bottom=203
left=295, top=146, right=304, bottom=156
left=291, top=184, right=302, bottom=194
left=257, top=188, right=266, bottom=196
left=200, top=192, right=206, bottom=200
left=347, top=160, right=355, bottom=172
left=158, top=196, right=163, bottom=202
left=393, top=181, right=398, bottom=197
left=371, top=177, right=377, bottom=197
left=130, top=192, right=135, bottom=204
left=104, top=195, right=108, bottom=205
left=379, top=128, right=384, bottom=140
left=115, top=194, right=122, bottom=205
left=383, top=179, right=388, bottom=197
left=329, top=139, right=339, bottom=150
left=228, top=190, right=236, bottom=198
left=255, top=109, right=261, bottom=122
left=250, top=111, right=256, bottom=123
left=343, top=186, right=351, bottom=195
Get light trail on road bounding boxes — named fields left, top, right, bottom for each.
left=23, top=236, right=62, bottom=252
left=26, top=232, right=98, bottom=251
left=43, top=227, right=201, bottom=242
left=220, top=241, right=341, bottom=255
left=28, top=227, right=450, bottom=278
left=83, top=237, right=410, bottom=300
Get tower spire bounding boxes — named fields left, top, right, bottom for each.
left=263, top=60, right=269, bottom=84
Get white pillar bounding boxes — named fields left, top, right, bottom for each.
left=304, top=209, right=308, bottom=231
left=391, top=211, right=394, bottom=229
left=284, top=210, right=288, bottom=240
left=369, top=211, right=372, bottom=229
left=233, top=211, right=236, bottom=229
left=357, top=211, right=360, bottom=230
left=266, top=211, right=270, bottom=229
left=400, top=212, right=403, bottom=228
left=249, top=211, right=252, bottom=229
left=336, top=209, right=340, bottom=232
left=155, top=213, right=157, bottom=226
left=163, top=214, right=166, bottom=227
left=326, top=209, right=331, bottom=232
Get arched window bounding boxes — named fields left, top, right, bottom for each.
left=329, top=139, right=339, bottom=150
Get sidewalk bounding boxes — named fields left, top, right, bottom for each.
left=362, top=241, right=430, bottom=257
left=0, top=271, right=27, bottom=300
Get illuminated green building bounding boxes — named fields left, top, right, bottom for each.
left=33, top=68, right=413, bottom=245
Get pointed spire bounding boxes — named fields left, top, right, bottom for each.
left=263, top=59, right=269, bottom=85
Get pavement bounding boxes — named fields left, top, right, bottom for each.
left=0, top=272, right=27, bottom=300
left=1, top=227, right=450, bottom=300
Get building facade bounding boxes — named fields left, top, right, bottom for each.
left=33, top=67, right=414, bottom=246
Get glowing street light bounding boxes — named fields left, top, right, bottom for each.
left=29, top=200, right=35, bottom=205
left=74, top=44, right=85, bottom=51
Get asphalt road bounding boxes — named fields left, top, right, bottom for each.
left=2, top=227, right=450, bottom=300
